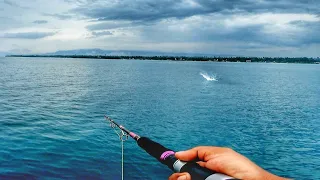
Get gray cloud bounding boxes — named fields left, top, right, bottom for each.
left=33, top=20, right=48, bottom=24
left=0, top=17, right=26, bottom=30
left=73, top=0, right=320, bottom=49
left=3, top=0, right=30, bottom=9
left=86, top=21, right=138, bottom=31
left=92, top=30, right=113, bottom=37
left=72, top=0, right=320, bottom=22
left=9, top=48, right=32, bottom=54
left=72, top=0, right=206, bottom=22
left=139, top=23, right=262, bottom=43
left=3, top=0, right=19, bottom=7
left=196, top=0, right=320, bottom=14
left=1, top=0, right=319, bottom=57
left=63, top=0, right=86, bottom=3
left=43, top=13, right=73, bottom=20
left=137, top=15, right=320, bottom=48
left=289, top=21, right=320, bottom=45
left=2, top=32, right=56, bottom=39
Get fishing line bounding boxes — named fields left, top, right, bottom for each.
left=109, top=120, right=129, bottom=180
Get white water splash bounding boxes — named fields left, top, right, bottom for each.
left=200, top=72, right=218, bottom=81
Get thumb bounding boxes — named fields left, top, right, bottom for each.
left=176, top=146, right=217, bottom=161
left=169, top=173, right=191, bottom=180
left=175, top=149, right=199, bottom=161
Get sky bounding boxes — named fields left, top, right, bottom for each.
left=0, top=0, right=320, bottom=57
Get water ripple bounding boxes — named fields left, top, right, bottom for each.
left=0, top=58, right=319, bottom=179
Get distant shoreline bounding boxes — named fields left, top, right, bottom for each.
left=5, top=55, right=320, bottom=64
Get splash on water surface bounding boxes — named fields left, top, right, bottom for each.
left=200, top=72, right=218, bottom=81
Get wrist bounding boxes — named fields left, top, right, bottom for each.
left=262, top=171, right=289, bottom=180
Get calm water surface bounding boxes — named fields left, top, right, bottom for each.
left=0, top=57, right=319, bottom=179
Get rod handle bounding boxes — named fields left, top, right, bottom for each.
left=137, top=137, right=239, bottom=180
left=176, top=160, right=239, bottom=180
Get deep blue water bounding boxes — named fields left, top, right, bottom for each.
left=0, top=57, right=319, bottom=179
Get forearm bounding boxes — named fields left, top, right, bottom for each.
left=262, top=170, right=290, bottom=180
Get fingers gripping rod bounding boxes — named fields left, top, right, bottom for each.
left=105, top=116, right=238, bottom=180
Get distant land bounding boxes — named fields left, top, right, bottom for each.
left=0, top=49, right=233, bottom=57
left=44, top=49, right=234, bottom=57
left=1, top=48, right=234, bottom=58
left=4, top=48, right=320, bottom=64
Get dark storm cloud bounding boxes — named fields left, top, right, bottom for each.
left=72, top=0, right=320, bottom=22
left=33, top=20, right=48, bottom=24
left=197, top=0, right=320, bottom=14
left=72, top=0, right=208, bottom=22
left=2, top=32, right=56, bottom=39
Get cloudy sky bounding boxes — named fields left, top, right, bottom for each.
left=0, top=0, right=319, bottom=57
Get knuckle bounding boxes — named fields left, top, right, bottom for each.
left=194, top=146, right=209, bottom=150
left=168, top=175, right=175, bottom=180
left=222, top=147, right=234, bottom=152
left=168, top=173, right=181, bottom=180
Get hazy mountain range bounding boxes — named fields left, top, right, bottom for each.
left=1, top=49, right=232, bottom=57
left=45, top=49, right=232, bottom=57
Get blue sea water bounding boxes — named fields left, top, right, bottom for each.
left=0, top=57, right=319, bottom=179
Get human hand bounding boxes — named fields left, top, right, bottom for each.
left=168, top=146, right=288, bottom=180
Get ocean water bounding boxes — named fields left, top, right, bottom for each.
left=0, top=57, right=319, bottom=180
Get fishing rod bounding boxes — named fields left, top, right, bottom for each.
left=105, top=116, right=238, bottom=180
